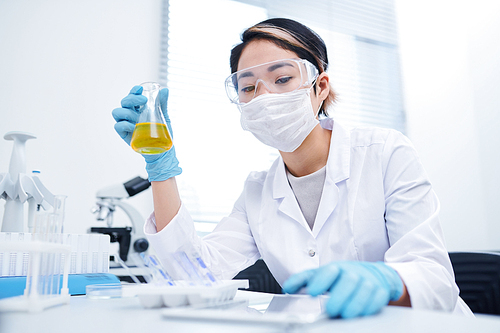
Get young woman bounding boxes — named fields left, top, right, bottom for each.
left=112, top=18, right=472, bottom=318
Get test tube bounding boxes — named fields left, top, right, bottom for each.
left=33, top=212, right=49, bottom=295
left=50, top=195, right=66, bottom=294
left=55, top=233, right=72, bottom=295
left=45, top=214, right=56, bottom=295
left=4, top=233, right=16, bottom=276
left=114, top=255, right=141, bottom=284
left=0, top=233, right=5, bottom=277
left=171, top=251, right=208, bottom=286
left=145, top=254, right=175, bottom=286
left=129, top=253, right=153, bottom=284
left=190, top=254, right=218, bottom=285
left=21, top=233, right=31, bottom=276
left=52, top=195, right=67, bottom=233
left=98, top=234, right=110, bottom=273
left=89, top=235, right=99, bottom=274
left=77, top=235, right=89, bottom=274
left=14, top=233, right=24, bottom=276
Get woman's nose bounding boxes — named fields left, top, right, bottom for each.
left=254, top=79, right=272, bottom=98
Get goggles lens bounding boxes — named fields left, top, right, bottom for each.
left=225, top=58, right=319, bottom=105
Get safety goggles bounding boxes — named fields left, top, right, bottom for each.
left=225, top=58, right=319, bottom=105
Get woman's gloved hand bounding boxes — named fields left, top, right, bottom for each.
left=112, top=86, right=182, bottom=182
left=282, top=261, right=404, bottom=319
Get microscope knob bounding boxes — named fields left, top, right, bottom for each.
left=133, top=238, right=149, bottom=253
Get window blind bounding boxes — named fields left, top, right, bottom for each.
left=237, top=0, right=405, bottom=130
left=160, top=0, right=405, bottom=226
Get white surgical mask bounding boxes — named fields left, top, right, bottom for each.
left=239, top=88, right=320, bottom=152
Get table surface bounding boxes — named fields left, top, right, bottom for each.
left=1, top=290, right=500, bottom=333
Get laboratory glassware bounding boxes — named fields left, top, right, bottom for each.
left=52, top=195, right=66, bottom=233
left=0, top=210, right=71, bottom=312
left=130, top=82, right=173, bottom=154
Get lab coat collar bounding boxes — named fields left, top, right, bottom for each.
left=323, top=118, right=351, bottom=184
left=272, top=118, right=351, bottom=200
left=272, top=159, right=308, bottom=229
left=272, top=156, right=292, bottom=199
left=271, top=119, right=351, bottom=234
left=313, top=119, right=350, bottom=236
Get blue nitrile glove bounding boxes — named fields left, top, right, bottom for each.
left=282, top=261, right=404, bottom=319
left=112, top=86, right=182, bottom=182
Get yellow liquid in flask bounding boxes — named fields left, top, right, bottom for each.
left=131, top=122, right=173, bottom=154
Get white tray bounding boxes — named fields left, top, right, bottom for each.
left=121, top=280, right=249, bottom=308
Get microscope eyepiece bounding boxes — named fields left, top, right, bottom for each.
left=124, top=176, right=151, bottom=197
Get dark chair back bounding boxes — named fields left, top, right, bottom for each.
left=234, top=259, right=282, bottom=294
left=449, top=252, right=500, bottom=315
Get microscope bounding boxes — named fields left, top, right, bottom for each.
left=90, top=176, right=151, bottom=264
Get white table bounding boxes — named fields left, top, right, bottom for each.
left=1, top=291, right=500, bottom=333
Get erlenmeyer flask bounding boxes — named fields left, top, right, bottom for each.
left=130, top=82, right=173, bottom=154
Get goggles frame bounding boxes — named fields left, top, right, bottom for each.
left=225, top=58, right=319, bottom=105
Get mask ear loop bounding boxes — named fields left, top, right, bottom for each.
left=311, top=77, right=325, bottom=118
left=316, top=101, right=324, bottom=119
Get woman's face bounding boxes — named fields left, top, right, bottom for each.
left=237, top=39, right=298, bottom=72
left=237, top=39, right=325, bottom=114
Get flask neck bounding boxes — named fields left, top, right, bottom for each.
left=137, top=82, right=163, bottom=124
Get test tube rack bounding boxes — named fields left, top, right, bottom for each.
left=0, top=240, right=71, bottom=312
left=0, top=232, right=110, bottom=277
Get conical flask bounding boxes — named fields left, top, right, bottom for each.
left=130, top=82, right=173, bottom=154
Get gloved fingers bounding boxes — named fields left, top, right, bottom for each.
left=374, top=263, right=404, bottom=301
left=145, top=145, right=182, bottom=181
left=355, top=262, right=403, bottom=302
left=324, top=270, right=361, bottom=317
left=112, top=107, right=140, bottom=124
left=362, top=287, right=390, bottom=317
left=339, top=279, right=377, bottom=319
left=159, top=88, right=170, bottom=121
left=114, top=120, right=136, bottom=135
left=143, top=149, right=169, bottom=164
left=121, top=89, right=147, bottom=109
left=306, top=264, right=341, bottom=296
left=282, top=269, right=315, bottom=294
left=129, top=85, right=143, bottom=95
left=114, top=121, right=136, bottom=145
left=158, top=88, right=174, bottom=137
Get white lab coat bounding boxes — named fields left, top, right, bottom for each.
left=145, top=119, right=472, bottom=315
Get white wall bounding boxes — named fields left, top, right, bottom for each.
left=0, top=0, right=162, bottom=233
left=395, top=0, right=500, bottom=251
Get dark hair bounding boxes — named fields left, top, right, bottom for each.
left=230, top=18, right=335, bottom=116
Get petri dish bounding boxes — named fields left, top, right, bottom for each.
left=86, top=283, right=123, bottom=299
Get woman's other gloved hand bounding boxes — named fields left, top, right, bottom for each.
left=282, top=261, right=404, bottom=319
left=112, top=86, right=182, bottom=181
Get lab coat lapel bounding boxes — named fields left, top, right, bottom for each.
left=272, top=157, right=308, bottom=228
left=312, top=120, right=351, bottom=237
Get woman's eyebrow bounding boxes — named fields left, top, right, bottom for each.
left=268, top=62, right=294, bottom=72
left=237, top=62, right=294, bottom=81
left=238, top=71, right=254, bottom=80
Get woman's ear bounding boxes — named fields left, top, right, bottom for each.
left=312, top=72, right=330, bottom=114
left=316, top=72, right=330, bottom=101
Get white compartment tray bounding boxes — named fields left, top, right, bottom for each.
left=122, top=280, right=249, bottom=308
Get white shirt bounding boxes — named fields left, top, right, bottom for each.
left=145, top=119, right=472, bottom=315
